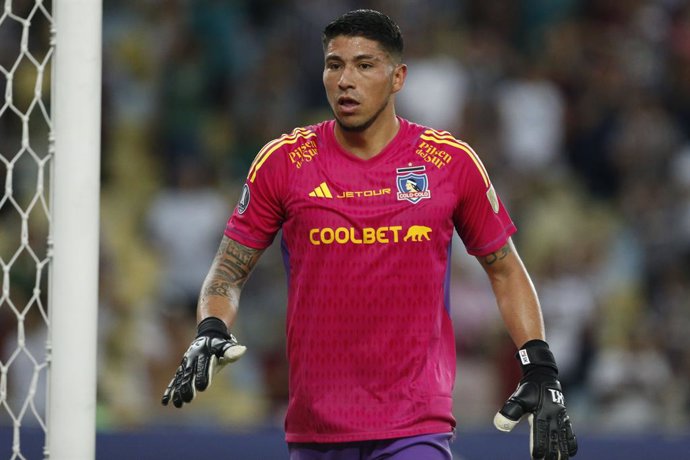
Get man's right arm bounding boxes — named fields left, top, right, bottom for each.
left=161, top=235, right=264, bottom=408
left=197, top=235, right=265, bottom=328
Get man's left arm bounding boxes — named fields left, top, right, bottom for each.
left=477, top=238, right=544, bottom=347
left=477, top=237, right=578, bottom=459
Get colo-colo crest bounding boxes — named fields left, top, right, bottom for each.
left=396, top=165, right=431, bottom=204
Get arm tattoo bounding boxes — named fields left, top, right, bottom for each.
left=480, top=243, right=511, bottom=266
left=216, top=237, right=262, bottom=281
left=200, top=237, right=263, bottom=302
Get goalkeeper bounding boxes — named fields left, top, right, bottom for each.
left=162, top=8, right=577, bottom=460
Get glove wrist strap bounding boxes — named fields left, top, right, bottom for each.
left=516, top=339, right=558, bottom=377
left=196, top=316, right=231, bottom=340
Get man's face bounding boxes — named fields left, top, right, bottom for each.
left=323, top=35, right=406, bottom=132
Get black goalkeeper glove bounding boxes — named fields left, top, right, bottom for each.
left=494, top=339, right=578, bottom=459
left=161, top=317, right=246, bottom=408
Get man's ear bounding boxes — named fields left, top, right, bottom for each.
left=392, top=63, right=407, bottom=94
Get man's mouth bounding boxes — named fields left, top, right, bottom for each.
left=337, top=96, right=360, bottom=113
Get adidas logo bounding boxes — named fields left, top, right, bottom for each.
left=309, top=182, right=333, bottom=198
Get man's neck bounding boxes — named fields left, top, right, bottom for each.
left=334, top=114, right=400, bottom=160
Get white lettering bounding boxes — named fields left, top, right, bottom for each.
left=548, top=389, right=565, bottom=405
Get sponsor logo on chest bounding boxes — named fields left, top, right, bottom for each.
left=308, top=182, right=391, bottom=199
left=309, top=225, right=432, bottom=245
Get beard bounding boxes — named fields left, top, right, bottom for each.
left=333, top=98, right=389, bottom=133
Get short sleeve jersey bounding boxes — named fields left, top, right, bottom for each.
left=225, top=118, right=516, bottom=443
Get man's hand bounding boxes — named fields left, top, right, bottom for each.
left=161, top=317, right=246, bottom=408
left=494, top=340, right=578, bottom=459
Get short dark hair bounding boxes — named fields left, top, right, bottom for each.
left=322, top=9, right=404, bottom=62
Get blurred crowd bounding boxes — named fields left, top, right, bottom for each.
left=2, top=0, right=690, bottom=435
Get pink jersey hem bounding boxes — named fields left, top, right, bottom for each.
left=285, top=423, right=455, bottom=444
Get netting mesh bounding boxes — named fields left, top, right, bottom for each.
left=0, top=0, right=54, bottom=458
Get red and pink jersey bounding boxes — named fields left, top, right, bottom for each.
left=225, top=118, right=516, bottom=443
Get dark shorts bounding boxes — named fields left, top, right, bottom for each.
left=288, top=432, right=454, bottom=460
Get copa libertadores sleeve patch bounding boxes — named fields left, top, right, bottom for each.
left=237, top=183, right=250, bottom=214
left=486, top=184, right=500, bottom=214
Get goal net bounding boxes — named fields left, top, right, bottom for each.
left=1, top=0, right=54, bottom=458
left=1, top=0, right=101, bottom=458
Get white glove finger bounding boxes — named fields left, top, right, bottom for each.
left=493, top=411, right=521, bottom=432
left=212, top=345, right=247, bottom=377
left=221, top=344, right=247, bottom=363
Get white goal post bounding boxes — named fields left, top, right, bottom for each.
left=0, top=0, right=101, bottom=456
left=47, top=0, right=102, bottom=459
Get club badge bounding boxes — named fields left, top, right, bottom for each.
left=396, top=165, right=431, bottom=204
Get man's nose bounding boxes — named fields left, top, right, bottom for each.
left=338, top=65, right=355, bottom=89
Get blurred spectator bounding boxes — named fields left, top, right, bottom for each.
left=397, top=21, right=469, bottom=132
left=495, top=62, right=565, bottom=174
left=587, top=323, right=675, bottom=432
left=146, top=159, right=230, bottom=318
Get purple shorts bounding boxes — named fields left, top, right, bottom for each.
left=288, top=432, right=454, bottom=460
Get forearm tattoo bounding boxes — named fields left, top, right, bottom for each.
left=200, top=237, right=263, bottom=302
left=480, top=242, right=512, bottom=266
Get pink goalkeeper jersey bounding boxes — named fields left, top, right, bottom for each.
left=225, top=118, right=516, bottom=443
